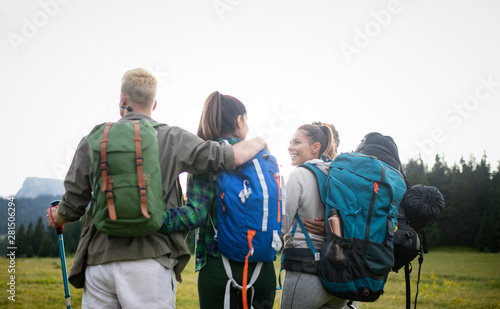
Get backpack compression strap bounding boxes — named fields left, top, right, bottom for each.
left=405, top=245, right=424, bottom=309
left=100, top=122, right=117, bottom=220
left=208, top=216, right=262, bottom=309
left=293, top=215, right=320, bottom=263
left=242, top=230, right=257, bottom=309
left=133, top=120, right=150, bottom=219
left=221, top=255, right=262, bottom=309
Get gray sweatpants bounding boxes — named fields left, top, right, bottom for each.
left=279, top=270, right=352, bottom=309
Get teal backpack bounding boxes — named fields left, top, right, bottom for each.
left=87, top=119, right=165, bottom=237
left=300, top=152, right=407, bottom=302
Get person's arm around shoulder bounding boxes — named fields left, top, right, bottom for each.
left=232, top=137, right=267, bottom=166
left=159, top=173, right=215, bottom=233
left=165, top=127, right=266, bottom=173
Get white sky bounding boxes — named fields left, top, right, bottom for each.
left=1, top=0, right=500, bottom=197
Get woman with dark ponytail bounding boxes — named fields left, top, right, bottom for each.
left=160, top=91, right=276, bottom=309
left=280, top=122, right=352, bottom=309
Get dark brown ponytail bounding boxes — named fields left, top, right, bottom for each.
left=197, top=91, right=247, bottom=141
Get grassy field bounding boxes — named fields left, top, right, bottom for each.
left=1, top=247, right=499, bottom=308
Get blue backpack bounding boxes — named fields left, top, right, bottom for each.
left=214, top=148, right=284, bottom=308
left=300, top=152, right=406, bottom=302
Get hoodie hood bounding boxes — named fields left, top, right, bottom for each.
left=354, top=132, right=402, bottom=171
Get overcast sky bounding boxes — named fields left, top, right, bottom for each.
left=1, top=0, right=500, bottom=197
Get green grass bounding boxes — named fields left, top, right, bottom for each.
left=365, top=247, right=500, bottom=309
left=1, top=247, right=499, bottom=308
left=0, top=257, right=83, bottom=309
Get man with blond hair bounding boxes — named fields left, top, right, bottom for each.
left=46, top=68, right=267, bottom=308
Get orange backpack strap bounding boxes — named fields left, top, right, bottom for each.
left=100, top=122, right=116, bottom=220
left=242, top=230, right=257, bottom=309
left=221, top=252, right=263, bottom=309
left=133, top=121, right=150, bottom=219
left=219, top=230, right=263, bottom=309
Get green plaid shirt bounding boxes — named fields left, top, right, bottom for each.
left=160, top=137, right=240, bottom=271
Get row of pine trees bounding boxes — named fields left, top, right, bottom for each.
left=405, top=154, right=500, bottom=252
left=2, top=154, right=500, bottom=257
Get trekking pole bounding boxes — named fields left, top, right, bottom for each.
left=50, top=200, right=72, bottom=309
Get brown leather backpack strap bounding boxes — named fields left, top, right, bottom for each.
left=133, top=121, right=150, bottom=219
left=100, top=122, right=117, bottom=220
left=106, top=175, right=116, bottom=220
left=100, top=122, right=114, bottom=192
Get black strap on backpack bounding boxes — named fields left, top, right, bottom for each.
left=404, top=263, right=412, bottom=309
left=403, top=234, right=424, bottom=309
left=414, top=252, right=424, bottom=309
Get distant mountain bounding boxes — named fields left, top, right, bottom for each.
left=1, top=194, right=64, bottom=230
left=16, top=177, right=64, bottom=199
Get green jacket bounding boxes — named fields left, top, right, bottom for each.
left=57, top=112, right=235, bottom=288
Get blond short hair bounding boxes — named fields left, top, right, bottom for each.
left=121, top=68, right=157, bottom=108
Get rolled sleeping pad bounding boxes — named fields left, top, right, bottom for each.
left=401, top=184, right=445, bottom=233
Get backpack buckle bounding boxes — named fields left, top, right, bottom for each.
left=105, top=190, right=114, bottom=199
left=314, top=252, right=320, bottom=262
left=135, top=156, right=144, bottom=166
left=99, top=161, right=108, bottom=171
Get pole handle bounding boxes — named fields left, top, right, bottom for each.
left=50, top=200, right=63, bottom=233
